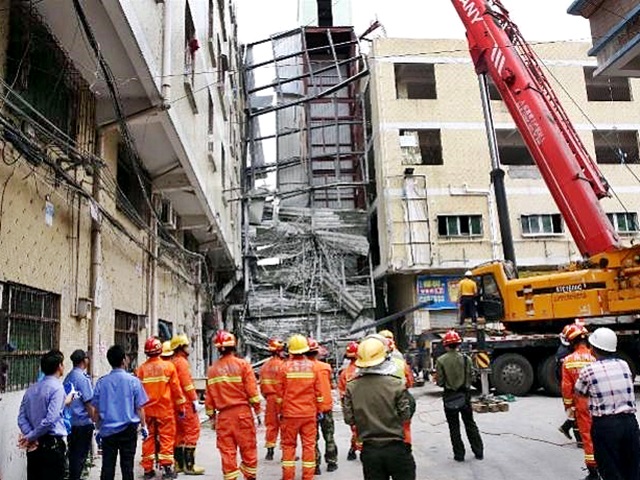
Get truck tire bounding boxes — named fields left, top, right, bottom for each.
left=537, top=355, right=561, bottom=397
left=491, top=353, right=534, bottom=396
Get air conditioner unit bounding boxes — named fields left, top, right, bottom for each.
left=159, top=198, right=178, bottom=230
left=207, top=134, right=217, bottom=171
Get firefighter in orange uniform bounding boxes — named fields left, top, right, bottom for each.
left=561, top=324, right=598, bottom=480
left=170, top=334, right=205, bottom=475
left=259, top=338, right=285, bottom=461
left=137, top=337, right=186, bottom=480
left=277, top=334, right=324, bottom=480
left=338, top=341, right=361, bottom=461
left=306, top=338, right=338, bottom=474
left=205, top=331, right=261, bottom=480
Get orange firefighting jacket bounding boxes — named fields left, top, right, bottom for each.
left=562, top=344, right=595, bottom=410
left=338, top=361, right=357, bottom=399
left=205, top=353, right=261, bottom=416
left=171, top=351, right=197, bottom=403
left=136, top=356, right=186, bottom=417
left=313, top=359, right=333, bottom=413
left=260, top=355, right=284, bottom=397
left=276, top=356, right=323, bottom=418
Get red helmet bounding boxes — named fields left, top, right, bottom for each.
left=213, top=330, right=236, bottom=349
left=144, top=337, right=162, bottom=356
left=268, top=338, right=284, bottom=352
left=307, top=337, right=320, bottom=352
left=442, top=330, right=462, bottom=346
left=345, top=341, right=359, bottom=359
left=565, top=324, right=588, bottom=342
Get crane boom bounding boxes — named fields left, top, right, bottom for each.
left=450, top=0, right=621, bottom=257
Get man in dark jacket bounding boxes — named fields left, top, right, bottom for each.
left=435, top=330, right=483, bottom=462
left=343, top=336, right=416, bottom=480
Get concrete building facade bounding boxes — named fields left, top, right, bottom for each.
left=0, top=0, right=243, bottom=477
left=369, top=38, right=640, bottom=332
left=568, top=0, right=640, bottom=77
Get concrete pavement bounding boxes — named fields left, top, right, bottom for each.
left=89, top=384, right=607, bottom=479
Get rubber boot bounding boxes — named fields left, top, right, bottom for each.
left=558, top=419, right=573, bottom=440
left=584, top=466, right=600, bottom=480
left=161, top=465, right=176, bottom=479
left=174, top=447, right=185, bottom=474
left=143, top=470, right=156, bottom=480
left=574, top=427, right=583, bottom=448
left=315, top=465, right=322, bottom=475
left=184, top=447, right=205, bottom=475
left=347, top=448, right=357, bottom=461
left=265, top=447, right=275, bottom=460
left=327, top=462, right=338, bottom=472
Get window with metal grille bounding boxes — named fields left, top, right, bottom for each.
left=584, top=67, right=632, bottom=102
left=394, top=64, right=437, bottom=99
left=521, top=214, right=563, bottom=236
left=607, top=212, right=639, bottom=234
left=437, top=215, right=483, bottom=237
left=114, top=311, right=141, bottom=373
left=0, top=283, right=60, bottom=392
left=592, top=130, right=640, bottom=164
left=496, top=129, right=534, bottom=165
left=400, top=129, right=443, bottom=165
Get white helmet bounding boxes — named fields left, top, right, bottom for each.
left=465, top=270, right=473, bottom=277
left=588, top=327, right=617, bottom=353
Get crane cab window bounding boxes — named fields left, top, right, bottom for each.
left=481, top=275, right=500, bottom=297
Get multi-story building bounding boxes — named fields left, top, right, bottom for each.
left=568, top=0, right=640, bottom=77
left=0, top=0, right=242, bottom=476
left=369, top=38, right=640, bottom=332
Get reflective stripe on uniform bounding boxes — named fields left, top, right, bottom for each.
left=282, top=461, right=296, bottom=467
left=141, top=375, right=170, bottom=384
left=223, top=470, right=241, bottom=479
left=563, top=398, right=573, bottom=405
left=207, top=375, right=243, bottom=385
left=249, top=395, right=261, bottom=404
left=261, top=379, right=278, bottom=385
left=285, top=372, right=314, bottom=379
left=206, top=408, right=214, bottom=416
left=240, top=463, right=257, bottom=475
left=176, top=397, right=186, bottom=405
left=158, top=453, right=174, bottom=461
left=317, top=397, right=323, bottom=403
left=276, top=398, right=283, bottom=404
left=302, top=461, right=316, bottom=468
left=183, top=384, right=195, bottom=391
left=564, top=361, right=591, bottom=369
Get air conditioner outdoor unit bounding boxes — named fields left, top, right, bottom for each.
left=160, top=198, right=178, bottom=230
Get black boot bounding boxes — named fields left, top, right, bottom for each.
left=327, top=463, right=338, bottom=472
left=315, top=465, right=322, bottom=475
left=175, top=447, right=185, bottom=473
left=183, top=448, right=205, bottom=475
left=584, top=466, right=600, bottom=480
left=574, top=427, right=583, bottom=448
left=558, top=419, right=573, bottom=439
left=143, top=470, right=156, bottom=480
left=347, top=448, right=357, bottom=461
left=161, top=465, right=176, bottom=479
left=265, top=447, right=275, bottom=460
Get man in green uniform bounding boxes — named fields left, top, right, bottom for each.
left=435, top=329, right=483, bottom=462
left=343, top=336, right=416, bottom=480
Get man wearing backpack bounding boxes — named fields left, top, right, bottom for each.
left=435, top=330, right=483, bottom=462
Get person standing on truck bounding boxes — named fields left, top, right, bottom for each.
left=260, top=338, right=285, bottom=461
left=561, top=324, right=598, bottom=480
left=435, top=330, right=483, bottom=462
left=458, top=271, right=478, bottom=326
left=575, top=328, right=640, bottom=480
left=170, top=334, right=205, bottom=475
left=342, top=336, right=417, bottom=480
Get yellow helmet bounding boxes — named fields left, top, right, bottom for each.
left=288, top=334, right=310, bottom=355
left=170, top=334, right=190, bottom=351
left=161, top=341, right=174, bottom=357
left=356, top=337, right=388, bottom=368
left=378, top=329, right=394, bottom=340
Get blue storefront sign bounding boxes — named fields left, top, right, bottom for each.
left=416, top=276, right=460, bottom=310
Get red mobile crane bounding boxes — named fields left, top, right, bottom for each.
left=443, top=0, right=640, bottom=395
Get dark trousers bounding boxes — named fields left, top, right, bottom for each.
left=316, top=410, right=338, bottom=466
left=444, top=402, right=484, bottom=460
left=592, top=414, right=640, bottom=480
left=459, top=296, right=477, bottom=324
left=27, top=435, right=66, bottom=480
left=68, top=424, right=94, bottom=480
left=100, top=424, right=138, bottom=480
left=361, top=441, right=416, bottom=480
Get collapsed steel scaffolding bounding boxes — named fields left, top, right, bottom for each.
left=242, top=27, right=375, bottom=353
